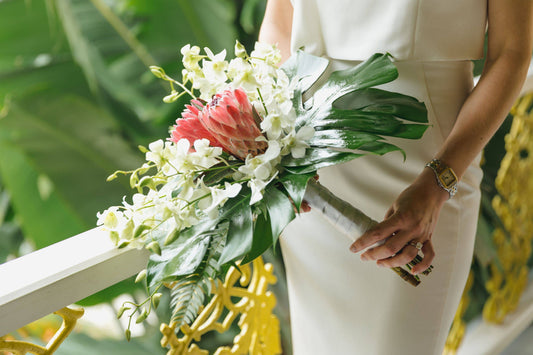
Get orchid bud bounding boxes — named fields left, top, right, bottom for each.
left=150, top=66, right=165, bottom=78
left=235, top=40, right=247, bottom=58
left=135, top=269, right=147, bottom=283
left=147, top=241, right=162, bottom=255
left=117, top=305, right=130, bottom=319
left=152, top=293, right=162, bottom=309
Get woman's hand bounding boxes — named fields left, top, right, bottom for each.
left=349, top=168, right=448, bottom=275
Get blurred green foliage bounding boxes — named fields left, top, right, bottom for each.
left=0, top=0, right=284, bottom=352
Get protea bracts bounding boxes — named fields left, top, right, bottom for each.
left=170, top=88, right=267, bottom=160
left=170, top=100, right=224, bottom=150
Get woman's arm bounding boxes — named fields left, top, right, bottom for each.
left=350, top=0, right=533, bottom=275
left=258, top=0, right=293, bottom=63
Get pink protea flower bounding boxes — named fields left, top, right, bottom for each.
left=198, top=88, right=267, bottom=160
left=170, top=100, right=224, bottom=149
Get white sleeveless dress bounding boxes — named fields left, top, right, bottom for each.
left=281, top=1, right=487, bottom=354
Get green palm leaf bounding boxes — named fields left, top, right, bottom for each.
left=169, top=232, right=225, bottom=329
left=281, top=51, right=428, bottom=170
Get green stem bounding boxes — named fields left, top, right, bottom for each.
left=167, top=76, right=197, bottom=99
left=89, top=0, right=158, bottom=68
left=257, top=88, right=269, bottom=116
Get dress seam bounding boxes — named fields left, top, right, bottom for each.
left=420, top=63, right=447, bottom=146
left=431, top=203, right=462, bottom=355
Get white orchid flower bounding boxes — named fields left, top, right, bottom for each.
left=181, top=44, right=202, bottom=70
left=202, top=48, right=228, bottom=83
left=191, top=139, right=223, bottom=168
left=281, top=126, right=315, bottom=158
left=238, top=140, right=281, bottom=180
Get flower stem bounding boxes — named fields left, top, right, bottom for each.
left=256, top=88, right=269, bottom=116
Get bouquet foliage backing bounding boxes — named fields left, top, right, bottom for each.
left=97, top=42, right=428, bottom=333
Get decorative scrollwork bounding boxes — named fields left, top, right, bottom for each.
left=443, top=93, right=533, bottom=354
left=0, top=307, right=84, bottom=355
left=443, top=272, right=473, bottom=355
left=483, top=94, right=533, bottom=323
left=160, top=257, right=281, bottom=355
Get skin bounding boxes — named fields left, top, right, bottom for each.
left=259, top=0, right=533, bottom=275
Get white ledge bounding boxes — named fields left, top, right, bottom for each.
left=0, top=228, right=149, bottom=336
left=457, top=274, right=533, bottom=355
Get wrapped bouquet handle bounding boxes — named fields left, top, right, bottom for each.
left=304, top=178, right=432, bottom=286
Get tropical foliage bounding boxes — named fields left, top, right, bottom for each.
left=0, top=0, right=267, bottom=351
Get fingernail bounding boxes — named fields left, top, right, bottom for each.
left=350, top=245, right=358, bottom=253
left=360, top=254, right=368, bottom=261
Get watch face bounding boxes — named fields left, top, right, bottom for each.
left=439, top=168, right=457, bottom=188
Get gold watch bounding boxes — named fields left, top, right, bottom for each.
left=425, top=159, right=458, bottom=198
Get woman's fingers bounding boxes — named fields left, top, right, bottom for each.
left=350, top=213, right=403, bottom=253
left=360, top=230, right=411, bottom=261
left=411, top=241, right=435, bottom=275
left=375, top=244, right=419, bottom=268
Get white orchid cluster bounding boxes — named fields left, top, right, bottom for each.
left=179, top=41, right=313, bottom=146
left=97, top=138, right=242, bottom=250
left=97, top=42, right=314, bottom=251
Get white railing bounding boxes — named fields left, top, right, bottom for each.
left=0, top=228, right=149, bottom=336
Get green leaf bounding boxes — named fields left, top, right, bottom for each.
left=169, top=231, right=225, bottom=329
left=356, top=141, right=405, bottom=158
left=0, top=95, right=143, bottom=230
left=263, top=187, right=295, bottom=247
left=282, top=51, right=428, bottom=170
left=282, top=148, right=356, bottom=167
left=314, top=112, right=427, bottom=139
left=241, top=185, right=295, bottom=264
left=241, top=210, right=272, bottom=264
left=0, top=143, right=86, bottom=247
left=218, top=192, right=253, bottom=265
left=279, top=172, right=315, bottom=210
left=283, top=152, right=363, bottom=175
left=146, top=220, right=216, bottom=289
left=169, top=274, right=208, bottom=329
left=309, top=130, right=383, bottom=150
left=201, top=160, right=243, bottom=185
left=282, top=50, right=330, bottom=108
left=313, top=53, right=399, bottom=106
left=333, top=88, right=428, bottom=123
left=54, top=0, right=160, bottom=121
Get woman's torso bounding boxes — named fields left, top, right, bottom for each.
left=290, top=0, right=487, bottom=61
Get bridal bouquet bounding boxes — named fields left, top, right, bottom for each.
left=97, top=41, right=429, bottom=335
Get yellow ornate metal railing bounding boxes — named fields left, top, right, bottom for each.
left=443, top=272, right=474, bottom=355
left=444, top=93, right=533, bottom=354
left=483, top=94, right=533, bottom=324
left=160, top=257, right=281, bottom=355
left=0, top=307, right=84, bottom=355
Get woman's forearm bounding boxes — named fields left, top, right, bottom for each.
left=436, top=50, right=531, bottom=178
left=258, top=0, right=293, bottom=63
left=435, top=0, right=533, bottom=178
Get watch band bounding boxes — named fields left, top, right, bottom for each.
left=425, top=159, right=458, bottom=198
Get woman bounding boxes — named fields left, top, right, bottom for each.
left=259, top=0, right=533, bottom=354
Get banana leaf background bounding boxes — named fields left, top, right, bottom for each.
left=0, top=0, right=523, bottom=353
